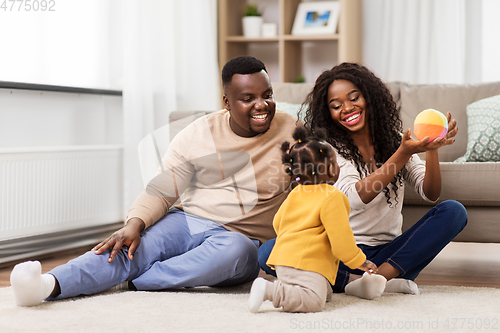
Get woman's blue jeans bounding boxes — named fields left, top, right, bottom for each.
left=258, top=200, right=467, bottom=292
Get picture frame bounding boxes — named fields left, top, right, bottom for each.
left=291, top=1, right=341, bottom=36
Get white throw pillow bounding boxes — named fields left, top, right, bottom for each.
left=276, top=101, right=304, bottom=119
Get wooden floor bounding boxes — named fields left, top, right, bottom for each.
left=1, top=243, right=499, bottom=289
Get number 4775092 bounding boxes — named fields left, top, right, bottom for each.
left=1, top=0, right=56, bottom=12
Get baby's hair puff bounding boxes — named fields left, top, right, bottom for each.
left=282, top=126, right=334, bottom=188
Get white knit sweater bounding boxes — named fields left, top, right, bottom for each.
left=334, top=152, right=436, bottom=246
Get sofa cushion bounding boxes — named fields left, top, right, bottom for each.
left=399, top=82, right=500, bottom=162
left=272, top=82, right=314, bottom=105
left=404, top=161, right=500, bottom=206
left=276, top=101, right=303, bottom=119
left=455, top=94, right=500, bottom=162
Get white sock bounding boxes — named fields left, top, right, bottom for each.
left=385, top=278, right=420, bottom=295
left=345, top=272, right=386, bottom=300
left=248, top=278, right=268, bottom=313
left=10, top=261, right=56, bottom=306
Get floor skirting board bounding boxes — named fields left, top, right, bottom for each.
left=0, top=222, right=123, bottom=265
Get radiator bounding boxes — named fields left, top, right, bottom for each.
left=0, top=145, right=124, bottom=263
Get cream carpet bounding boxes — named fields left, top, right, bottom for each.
left=0, top=283, right=499, bottom=333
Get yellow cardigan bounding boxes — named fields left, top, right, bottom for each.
left=267, top=183, right=366, bottom=284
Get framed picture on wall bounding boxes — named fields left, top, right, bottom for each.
left=291, top=1, right=340, bottom=35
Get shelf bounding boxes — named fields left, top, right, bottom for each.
left=226, top=35, right=340, bottom=42
left=226, top=36, right=280, bottom=42
left=283, top=34, right=340, bottom=41
left=218, top=0, right=362, bottom=83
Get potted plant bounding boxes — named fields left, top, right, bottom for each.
left=242, top=4, right=263, bottom=38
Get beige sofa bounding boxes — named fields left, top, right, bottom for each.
left=170, top=81, right=500, bottom=242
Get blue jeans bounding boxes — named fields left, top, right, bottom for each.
left=48, top=208, right=260, bottom=299
left=258, top=200, right=467, bottom=292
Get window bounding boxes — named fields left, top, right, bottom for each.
left=0, top=0, right=118, bottom=89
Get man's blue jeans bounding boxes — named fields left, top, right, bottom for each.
left=48, top=208, right=260, bottom=300
left=258, top=200, right=467, bottom=292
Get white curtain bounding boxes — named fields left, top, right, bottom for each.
left=481, top=0, right=500, bottom=82
left=362, top=0, right=499, bottom=85
left=120, top=0, right=221, bottom=212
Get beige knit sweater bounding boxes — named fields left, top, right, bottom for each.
left=127, top=109, right=298, bottom=244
